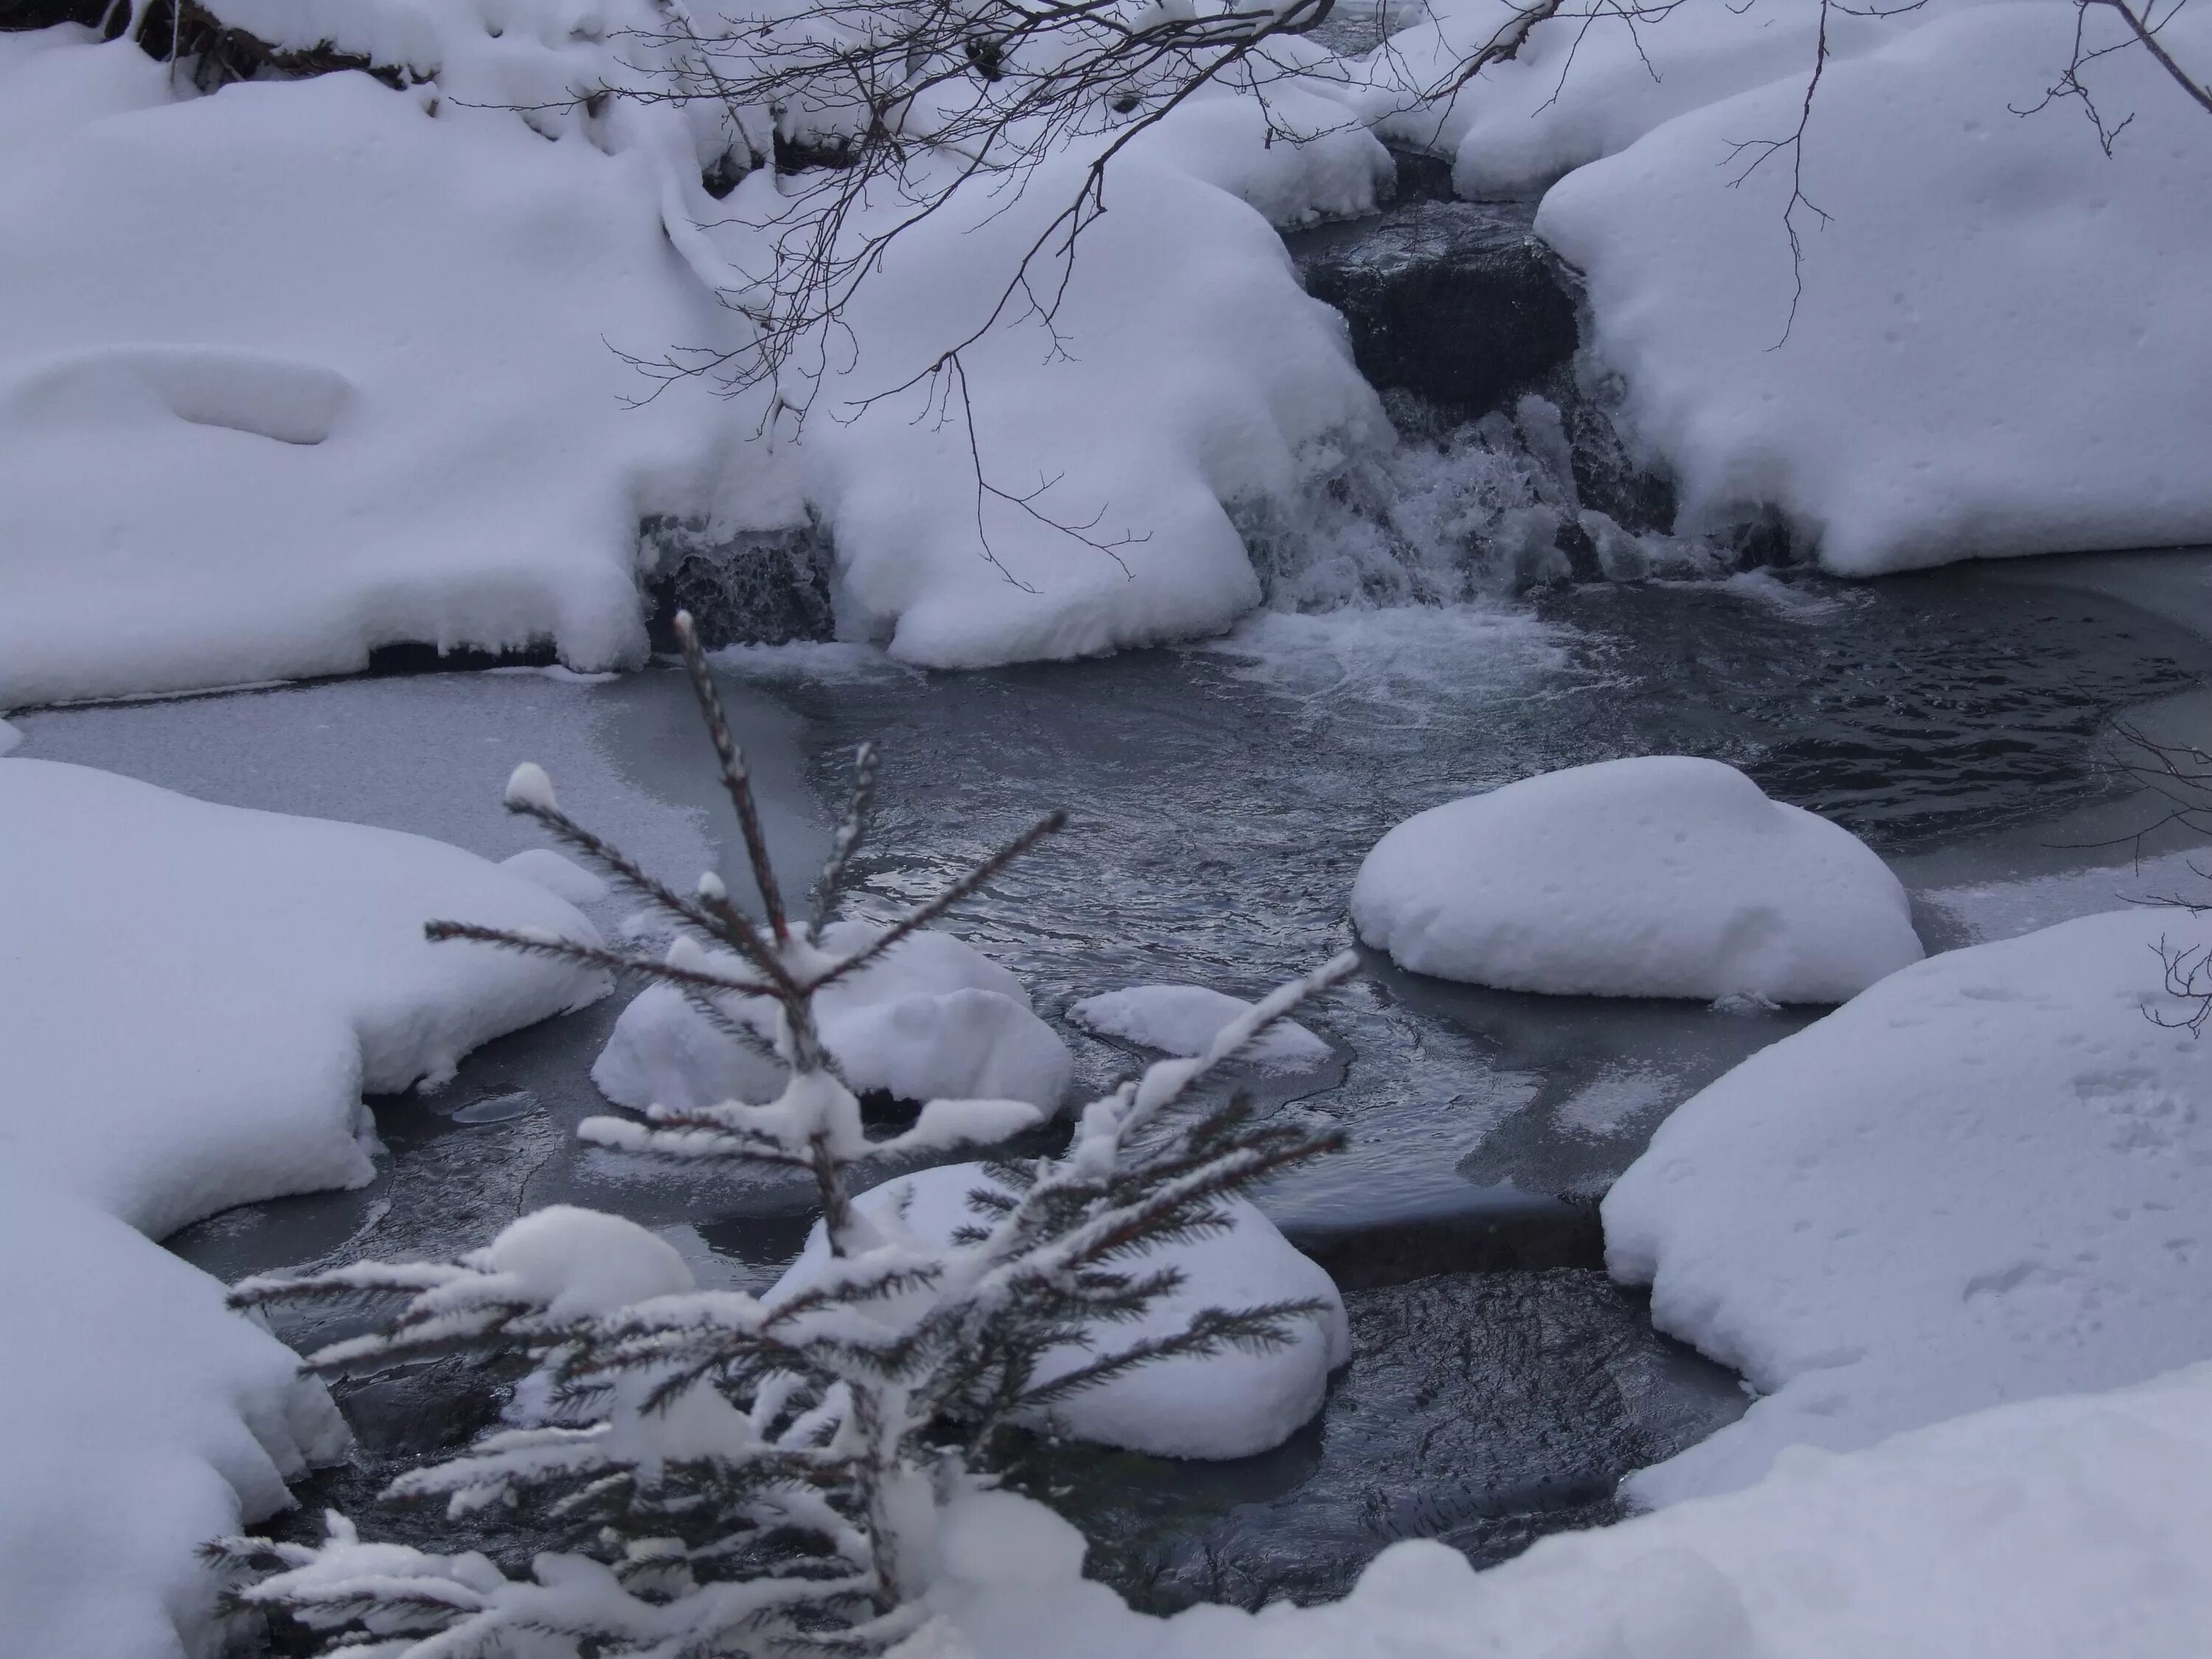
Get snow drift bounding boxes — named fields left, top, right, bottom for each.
left=1350, top=756, right=1921, bottom=1001
left=0, top=754, right=611, bottom=1658
left=1606, top=904, right=2212, bottom=1503
left=0, top=21, right=1387, bottom=706
left=1534, top=2, right=2212, bottom=572
left=922, top=1358, right=2212, bottom=1659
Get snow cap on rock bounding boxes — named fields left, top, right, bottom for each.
left=1351, top=755, right=1921, bottom=1004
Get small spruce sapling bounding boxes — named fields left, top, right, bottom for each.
left=210, top=612, right=1356, bottom=1657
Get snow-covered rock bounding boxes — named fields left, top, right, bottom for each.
left=771, top=1161, right=1349, bottom=1458
left=1605, top=904, right=2212, bottom=1504
left=923, top=1359, right=2212, bottom=1659
left=1534, top=1, right=2212, bottom=574
left=1069, top=984, right=1332, bottom=1071
left=0, top=754, right=613, bottom=1659
left=593, top=921, right=1074, bottom=1114
left=1350, top=757, right=1921, bottom=1002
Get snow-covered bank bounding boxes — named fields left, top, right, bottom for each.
left=919, top=1359, right=2212, bottom=1658
left=1350, top=757, right=1921, bottom=1001
left=771, top=1161, right=1351, bottom=1458
left=1604, top=905, right=2212, bottom=1503
left=0, top=754, right=613, bottom=1655
left=0, top=1184, right=349, bottom=1659
left=0, top=32, right=742, bottom=709
left=1, top=758, right=608, bottom=1236
left=0, top=19, right=1388, bottom=706
left=1534, top=2, right=2212, bottom=573
left=1357, top=0, right=1947, bottom=198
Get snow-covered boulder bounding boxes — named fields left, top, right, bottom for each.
left=594, top=921, right=1074, bottom=1114
left=0, top=754, right=613, bottom=1659
left=1069, top=984, right=1332, bottom=1071
left=927, top=1359, right=2212, bottom=1659
left=1534, top=1, right=2212, bottom=574
left=1605, top=904, right=2212, bottom=1505
left=1350, top=757, right=1921, bottom=1002
left=770, top=1161, right=1348, bottom=1459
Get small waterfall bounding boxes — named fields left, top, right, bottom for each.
left=1239, top=383, right=1732, bottom=616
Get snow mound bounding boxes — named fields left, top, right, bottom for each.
left=1605, top=904, right=2212, bottom=1504
left=0, top=754, right=611, bottom=1659
left=0, top=757, right=610, bottom=1237
left=594, top=920, right=1073, bottom=1114
left=501, top=846, right=611, bottom=907
left=1069, top=984, right=1332, bottom=1071
left=0, top=1180, right=349, bottom=1659
left=927, top=1360, right=2212, bottom=1659
left=1350, top=757, right=1921, bottom=1002
left=1534, top=2, right=2212, bottom=573
left=0, top=55, right=742, bottom=709
left=0, top=26, right=1387, bottom=703
left=475, top=1206, right=697, bottom=1321
left=1357, top=0, right=1954, bottom=197
left=771, top=1161, right=1348, bottom=1458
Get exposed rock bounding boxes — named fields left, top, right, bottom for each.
left=1290, top=198, right=1580, bottom=419
left=131, top=0, right=409, bottom=94
left=640, top=516, right=838, bottom=650
left=1, top=0, right=115, bottom=30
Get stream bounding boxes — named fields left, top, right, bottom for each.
left=22, top=538, right=2212, bottom=1616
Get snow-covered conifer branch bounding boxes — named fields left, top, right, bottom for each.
left=220, top=648, right=1360, bottom=1656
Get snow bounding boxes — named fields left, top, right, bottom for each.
left=0, top=757, right=609, bottom=1237
left=1357, top=0, right=1966, bottom=198
left=0, top=42, right=743, bottom=709
left=0, top=754, right=616, bottom=1659
left=1603, top=904, right=2212, bottom=1504
left=474, top=1206, right=698, bottom=1321
left=501, top=846, right=611, bottom=907
left=1351, top=757, right=1923, bottom=1002
left=0, top=1180, right=349, bottom=1659
left=1069, top=984, right=1332, bottom=1071
left=771, top=1161, right=1349, bottom=1458
left=787, top=139, right=1385, bottom=668
left=0, top=21, right=1386, bottom=706
left=596, top=919, right=1071, bottom=1113
left=1534, top=1, right=2212, bottom=574
left=504, top=761, right=562, bottom=815
left=917, top=1359, right=2212, bottom=1659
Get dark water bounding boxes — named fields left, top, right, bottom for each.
left=130, top=556, right=2211, bottom=1619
